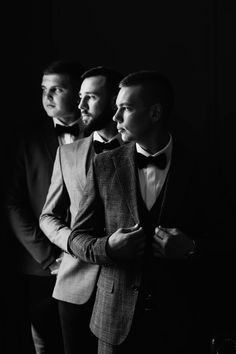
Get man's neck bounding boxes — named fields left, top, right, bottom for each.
left=138, top=130, right=170, bottom=155
left=97, top=121, right=118, bottom=141
left=53, top=113, right=79, bottom=126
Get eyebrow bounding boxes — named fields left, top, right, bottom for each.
left=41, top=84, right=64, bottom=88
left=79, top=90, right=99, bottom=95
left=117, top=102, right=132, bottom=107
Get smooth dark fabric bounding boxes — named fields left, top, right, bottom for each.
left=6, top=119, right=61, bottom=274
left=58, top=297, right=97, bottom=354
left=6, top=119, right=64, bottom=353
left=24, top=275, right=64, bottom=354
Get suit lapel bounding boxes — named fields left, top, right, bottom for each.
left=75, top=135, right=94, bottom=190
left=41, top=119, right=59, bottom=162
left=112, top=143, right=139, bottom=224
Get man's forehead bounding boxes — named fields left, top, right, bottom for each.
left=81, top=75, right=106, bottom=92
left=117, top=85, right=143, bottom=104
left=41, top=73, right=70, bottom=87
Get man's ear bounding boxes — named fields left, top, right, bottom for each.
left=150, top=103, right=162, bottom=122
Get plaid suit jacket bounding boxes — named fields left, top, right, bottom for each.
left=69, top=140, right=219, bottom=345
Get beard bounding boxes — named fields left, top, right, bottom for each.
left=82, top=105, right=114, bottom=137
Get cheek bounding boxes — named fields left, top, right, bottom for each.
left=42, top=94, right=48, bottom=104
left=125, top=114, right=144, bottom=133
left=92, top=102, right=105, bottom=115
left=59, top=96, right=75, bottom=111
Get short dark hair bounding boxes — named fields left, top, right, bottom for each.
left=43, top=59, right=84, bottom=87
left=81, top=66, right=123, bottom=97
left=120, top=70, right=174, bottom=118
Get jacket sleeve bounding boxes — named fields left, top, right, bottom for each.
left=40, top=147, right=71, bottom=252
left=68, top=159, right=113, bottom=265
left=6, top=139, right=58, bottom=270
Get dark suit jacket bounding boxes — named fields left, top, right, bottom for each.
left=69, top=141, right=235, bottom=345
left=6, top=118, right=61, bottom=275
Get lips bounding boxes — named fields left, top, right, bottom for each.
left=117, top=126, right=125, bottom=133
left=81, top=112, right=90, bottom=117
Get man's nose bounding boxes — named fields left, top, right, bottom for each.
left=44, top=91, right=53, bottom=100
left=113, top=110, right=122, bottom=122
left=78, top=97, right=86, bottom=110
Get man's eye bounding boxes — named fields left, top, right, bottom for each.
left=55, top=88, right=63, bottom=93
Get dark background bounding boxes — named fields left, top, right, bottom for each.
left=5, top=0, right=236, bottom=171
left=7, top=0, right=235, bottom=238
left=1, top=0, right=236, bottom=351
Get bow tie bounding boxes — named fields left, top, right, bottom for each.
left=136, top=152, right=167, bottom=170
left=55, top=124, right=80, bottom=136
left=93, top=139, right=120, bottom=154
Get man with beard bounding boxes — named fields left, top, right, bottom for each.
left=39, top=66, right=123, bottom=354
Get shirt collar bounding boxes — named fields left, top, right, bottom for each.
left=93, top=131, right=122, bottom=144
left=53, top=117, right=80, bottom=128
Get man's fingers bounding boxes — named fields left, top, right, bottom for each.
left=51, top=269, right=58, bottom=275
left=120, top=224, right=140, bottom=233
left=155, top=227, right=169, bottom=242
left=165, top=228, right=179, bottom=235
left=121, top=225, right=146, bottom=240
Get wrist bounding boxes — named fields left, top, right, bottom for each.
left=105, top=237, right=114, bottom=258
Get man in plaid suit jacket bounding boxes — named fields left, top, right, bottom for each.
left=68, top=71, right=233, bottom=354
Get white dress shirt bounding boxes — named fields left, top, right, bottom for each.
left=136, top=135, right=172, bottom=210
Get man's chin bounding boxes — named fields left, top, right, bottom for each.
left=44, top=109, right=54, bottom=117
left=120, top=133, right=132, bottom=143
left=82, top=112, right=112, bottom=135
left=82, top=122, right=96, bottom=137
left=82, top=116, right=93, bottom=125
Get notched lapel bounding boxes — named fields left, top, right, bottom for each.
left=75, top=135, right=94, bottom=190
left=112, top=144, right=139, bottom=223
left=42, top=122, right=59, bottom=162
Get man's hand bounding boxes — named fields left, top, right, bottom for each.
left=107, top=224, right=146, bottom=260
left=49, top=253, right=64, bottom=275
left=153, top=227, right=196, bottom=259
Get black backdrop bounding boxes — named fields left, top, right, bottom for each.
left=2, top=0, right=236, bottom=351
left=7, top=0, right=236, bottom=239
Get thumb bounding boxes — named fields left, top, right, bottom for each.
left=121, top=223, right=140, bottom=233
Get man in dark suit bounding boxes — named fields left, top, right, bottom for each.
left=67, top=71, right=231, bottom=353
left=39, top=66, right=123, bottom=354
left=6, top=59, right=84, bottom=354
